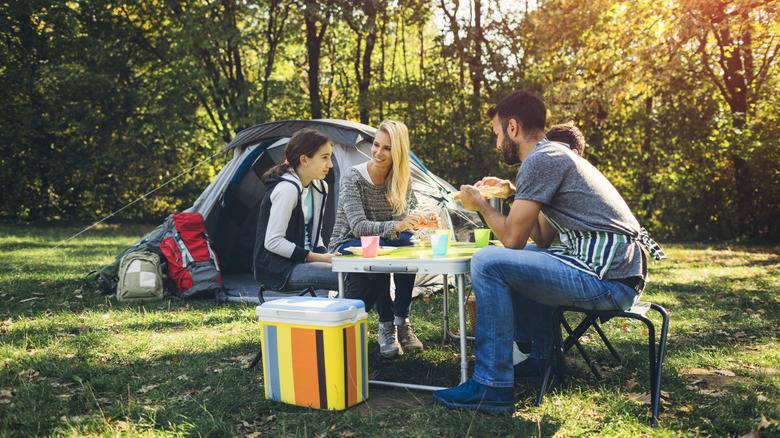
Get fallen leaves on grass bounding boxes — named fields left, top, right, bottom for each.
left=627, top=393, right=651, bottom=405
left=60, top=415, right=88, bottom=423
left=513, top=411, right=542, bottom=422
left=137, top=384, right=159, bottom=393
left=230, top=354, right=253, bottom=366
left=115, top=420, right=130, bottom=431
left=0, top=389, right=14, bottom=405
left=18, top=369, right=41, bottom=382
left=626, top=392, right=670, bottom=406
left=759, top=415, right=779, bottom=428
left=623, top=379, right=638, bottom=391
left=236, top=415, right=276, bottom=436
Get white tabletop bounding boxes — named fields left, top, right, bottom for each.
left=331, top=244, right=480, bottom=275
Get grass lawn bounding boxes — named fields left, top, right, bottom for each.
left=1, top=221, right=779, bottom=437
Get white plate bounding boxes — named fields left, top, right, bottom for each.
left=343, top=246, right=398, bottom=256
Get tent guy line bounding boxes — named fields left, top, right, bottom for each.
left=13, top=149, right=228, bottom=274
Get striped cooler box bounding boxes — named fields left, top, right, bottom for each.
left=256, top=297, right=368, bottom=410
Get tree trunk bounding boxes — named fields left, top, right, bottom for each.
left=262, top=0, right=290, bottom=105
left=349, top=2, right=377, bottom=125
left=305, top=1, right=330, bottom=119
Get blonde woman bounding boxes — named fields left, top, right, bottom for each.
left=328, top=120, right=439, bottom=358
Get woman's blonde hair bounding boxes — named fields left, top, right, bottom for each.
left=378, top=119, right=411, bottom=215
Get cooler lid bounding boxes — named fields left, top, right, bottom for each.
left=256, top=297, right=366, bottom=325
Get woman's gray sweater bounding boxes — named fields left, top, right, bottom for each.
left=327, top=164, right=416, bottom=252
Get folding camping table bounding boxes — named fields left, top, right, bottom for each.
left=331, top=244, right=481, bottom=391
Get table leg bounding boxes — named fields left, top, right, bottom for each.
left=442, top=274, right=474, bottom=344
left=441, top=274, right=449, bottom=343
left=338, top=272, right=345, bottom=298
left=458, top=274, right=468, bottom=383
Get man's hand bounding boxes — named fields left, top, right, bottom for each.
left=453, top=185, right=488, bottom=212
left=475, top=176, right=516, bottom=198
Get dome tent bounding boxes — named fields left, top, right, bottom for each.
left=131, top=119, right=484, bottom=300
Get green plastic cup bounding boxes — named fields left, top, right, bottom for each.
left=474, top=229, right=490, bottom=248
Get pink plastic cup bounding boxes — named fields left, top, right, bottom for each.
left=360, top=235, right=380, bottom=258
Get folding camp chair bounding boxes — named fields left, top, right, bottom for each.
left=247, top=285, right=317, bottom=370
left=536, top=301, right=669, bottom=427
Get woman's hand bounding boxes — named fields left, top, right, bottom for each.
left=413, top=213, right=441, bottom=230
left=306, top=251, right=342, bottom=264
left=395, top=214, right=423, bottom=232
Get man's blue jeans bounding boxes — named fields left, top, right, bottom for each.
left=470, top=245, right=640, bottom=388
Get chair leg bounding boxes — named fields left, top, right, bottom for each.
left=592, top=320, right=621, bottom=362
left=649, top=304, right=669, bottom=428
left=297, top=287, right=316, bottom=297
left=562, top=314, right=604, bottom=380
left=248, top=348, right=263, bottom=370
left=633, top=307, right=669, bottom=428
left=537, top=308, right=567, bottom=406
left=633, top=315, right=658, bottom=425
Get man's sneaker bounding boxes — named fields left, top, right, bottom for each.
left=378, top=322, right=402, bottom=358
left=514, top=356, right=557, bottom=382
left=397, top=322, right=423, bottom=352
left=432, top=378, right=514, bottom=414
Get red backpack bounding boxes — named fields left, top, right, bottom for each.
left=159, top=212, right=223, bottom=298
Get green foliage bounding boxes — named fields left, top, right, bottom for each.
left=1, top=0, right=779, bottom=241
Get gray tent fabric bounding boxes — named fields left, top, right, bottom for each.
left=220, top=119, right=375, bottom=153
left=147, top=119, right=483, bottom=300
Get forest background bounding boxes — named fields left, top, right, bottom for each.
left=1, top=0, right=778, bottom=243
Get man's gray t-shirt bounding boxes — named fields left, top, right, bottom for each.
left=514, top=141, right=646, bottom=280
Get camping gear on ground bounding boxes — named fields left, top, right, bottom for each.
left=159, top=212, right=223, bottom=299
left=103, top=119, right=483, bottom=300
left=256, top=296, right=368, bottom=410
left=116, top=251, right=165, bottom=302
left=95, top=226, right=164, bottom=295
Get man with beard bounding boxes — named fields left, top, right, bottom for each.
left=432, top=90, right=665, bottom=413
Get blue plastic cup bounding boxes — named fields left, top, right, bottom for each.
left=430, top=233, right=449, bottom=256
